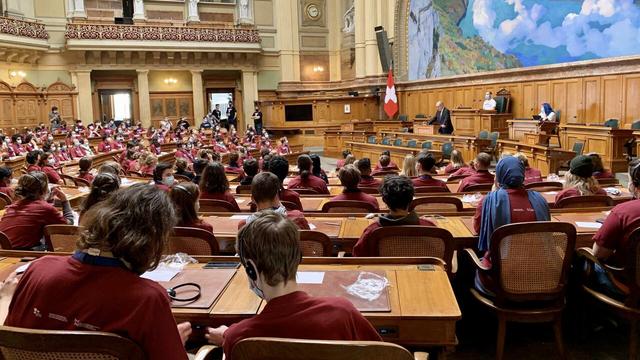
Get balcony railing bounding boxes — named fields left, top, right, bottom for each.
left=65, top=23, right=260, bottom=43
left=0, top=16, right=48, bottom=40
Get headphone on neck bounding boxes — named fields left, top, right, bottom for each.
left=237, top=230, right=257, bottom=281
left=173, top=184, right=194, bottom=197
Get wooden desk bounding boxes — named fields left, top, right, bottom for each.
left=497, top=140, right=575, bottom=176
left=450, top=109, right=512, bottom=138
left=0, top=156, right=25, bottom=174
left=0, top=254, right=460, bottom=349
left=560, top=125, right=634, bottom=172
left=507, top=119, right=539, bottom=141
left=378, top=131, right=491, bottom=161
left=346, top=142, right=441, bottom=170
left=324, top=130, right=377, bottom=158
left=413, top=124, right=440, bottom=135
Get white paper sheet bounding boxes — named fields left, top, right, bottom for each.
left=544, top=191, right=558, bottom=195
left=575, top=221, right=602, bottom=229
left=308, top=223, right=317, bottom=230
left=15, top=263, right=30, bottom=274
left=230, top=214, right=250, bottom=220
left=296, top=271, right=325, bottom=284
left=141, top=267, right=180, bottom=282
left=235, top=199, right=246, bottom=204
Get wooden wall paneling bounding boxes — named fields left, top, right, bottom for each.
left=418, top=91, right=429, bottom=116
left=453, top=88, right=465, bottom=108
left=583, top=76, right=601, bottom=123
left=521, top=82, right=536, bottom=117
left=0, top=82, right=13, bottom=129
left=427, top=91, right=438, bottom=115
left=149, top=92, right=194, bottom=127
left=316, top=101, right=330, bottom=122
left=623, top=74, right=640, bottom=125
left=565, top=79, right=583, bottom=124
left=535, top=81, right=550, bottom=107
left=443, top=89, right=454, bottom=109
left=43, top=82, right=78, bottom=125
left=14, top=83, right=40, bottom=129
left=601, top=75, right=622, bottom=123
left=551, top=80, right=567, bottom=124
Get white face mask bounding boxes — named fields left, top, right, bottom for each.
left=485, top=94, right=491, bottom=100
left=48, top=157, right=56, bottom=165
left=16, top=139, right=21, bottom=144
left=162, top=175, right=175, bottom=187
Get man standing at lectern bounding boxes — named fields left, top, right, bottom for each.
left=428, top=101, right=453, bottom=134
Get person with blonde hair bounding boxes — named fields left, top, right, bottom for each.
left=443, top=149, right=469, bottom=175
left=555, top=155, right=606, bottom=203
left=400, top=154, right=418, bottom=178
left=514, top=152, right=542, bottom=184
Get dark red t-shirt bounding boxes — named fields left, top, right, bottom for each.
left=26, top=165, right=41, bottom=173
left=330, top=191, right=379, bottom=211
left=0, top=186, right=15, bottom=200
left=78, top=172, right=94, bottom=184
left=287, top=175, right=329, bottom=195
left=593, top=199, right=640, bottom=267
left=279, top=189, right=303, bottom=210
left=554, top=187, right=607, bottom=204
left=412, top=175, right=448, bottom=190
left=473, top=189, right=539, bottom=234
left=222, top=291, right=381, bottom=360
left=200, top=190, right=241, bottom=211
left=374, top=162, right=399, bottom=171
left=450, top=167, right=476, bottom=177
left=42, top=166, right=62, bottom=184
left=0, top=199, right=68, bottom=249
left=238, top=210, right=310, bottom=230
left=358, top=176, right=382, bottom=189
left=523, top=167, right=543, bottom=184
left=5, top=256, right=187, bottom=360
left=353, top=217, right=435, bottom=257
left=457, top=170, right=494, bottom=192
left=444, top=164, right=468, bottom=175
left=178, top=219, right=214, bottom=233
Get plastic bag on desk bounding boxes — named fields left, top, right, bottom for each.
left=342, top=272, right=389, bottom=302
left=160, top=253, right=198, bottom=271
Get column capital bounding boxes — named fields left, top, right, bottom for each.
left=136, top=69, right=149, bottom=75
left=190, top=69, right=204, bottom=75
left=71, top=69, right=92, bottom=75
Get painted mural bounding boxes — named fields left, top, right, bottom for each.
left=408, top=0, right=640, bottom=80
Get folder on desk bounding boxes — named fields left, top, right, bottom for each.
left=160, top=268, right=236, bottom=309
left=460, top=216, right=478, bottom=236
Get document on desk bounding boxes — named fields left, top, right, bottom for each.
left=141, top=267, right=180, bottom=282
left=575, top=221, right=602, bottom=229
left=296, top=271, right=325, bottom=284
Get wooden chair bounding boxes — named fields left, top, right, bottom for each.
left=44, top=225, right=84, bottom=252
left=236, top=184, right=252, bottom=194
left=366, top=226, right=455, bottom=275
left=321, top=200, right=377, bottom=214
left=410, top=196, right=464, bottom=213
left=524, top=181, right=563, bottom=192
left=72, top=177, right=91, bottom=187
left=60, top=174, right=77, bottom=187
left=231, top=337, right=427, bottom=360
left=291, top=188, right=319, bottom=195
left=165, top=227, right=220, bottom=256
left=464, top=183, right=493, bottom=192
left=596, top=177, right=619, bottom=186
left=281, top=200, right=302, bottom=211
left=555, top=195, right=613, bottom=209
left=446, top=174, right=469, bottom=183
left=414, top=186, right=450, bottom=194
left=464, top=222, right=576, bottom=360
left=359, top=187, right=380, bottom=194
left=0, top=231, right=12, bottom=250
left=577, top=227, right=640, bottom=360
left=0, top=192, right=12, bottom=206
left=0, top=325, right=215, bottom=360
left=299, top=230, right=333, bottom=257
left=198, top=199, right=239, bottom=212
left=0, top=197, right=8, bottom=211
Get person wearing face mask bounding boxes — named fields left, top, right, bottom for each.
left=153, top=162, right=174, bottom=192
left=10, top=135, right=26, bottom=155
left=0, top=171, right=73, bottom=250
left=588, top=160, right=640, bottom=299
left=38, top=152, right=63, bottom=185
left=57, top=144, right=72, bottom=162
left=205, top=211, right=381, bottom=359
left=98, top=135, right=112, bottom=153
left=175, top=143, right=194, bottom=163
left=49, top=106, right=61, bottom=130
left=0, top=167, right=15, bottom=200
left=482, top=91, right=497, bottom=111
left=69, top=138, right=87, bottom=159
left=169, top=182, right=212, bottom=233
left=538, top=102, right=556, bottom=122
left=276, top=137, right=290, bottom=155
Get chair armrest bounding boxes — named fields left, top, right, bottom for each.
left=413, top=351, right=429, bottom=360
left=576, top=247, right=604, bottom=268
left=194, top=345, right=218, bottom=360
left=463, top=248, right=489, bottom=271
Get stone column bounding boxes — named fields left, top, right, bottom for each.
left=327, top=0, right=341, bottom=81
left=4, top=0, right=23, bottom=18
left=66, top=0, right=75, bottom=18
left=136, top=70, right=151, bottom=128
left=71, top=70, right=93, bottom=124
left=191, top=70, right=205, bottom=127
left=241, top=70, right=258, bottom=131
left=237, top=0, right=254, bottom=25
left=354, top=0, right=366, bottom=78
left=73, top=0, right=87, bottom=18
left=133, top=0, right=146, bottom=21
left=275, top=0, right=300, bottom=81
left=364, top=0, right=381, bottom=76
left=186, top=0, right=200, bottom=23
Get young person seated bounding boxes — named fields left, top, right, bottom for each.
left=170, top=182, right=213, bottom=233
left=371, top=155, right=398, bottom=176
left=287, top=154, right=329, bottom=195
left=120, top=146, right=139, bottom=174
left=69, top=138, right=87, bottom=159
left=206, top=212, right=381, bottom=358
left=589, top=152, right=614, bottom=179
left=174, top=157, right=195, bottom=181
left=97, top=135, right=112, bottom=153
left=276, top=137, right=290, bottom=155
left=38, top=152, right=63, bottom=185
left=225, top=152, right=245, bottom=179
left=258, top=148, right=271, bottom=171
left=400, top=154, right=418, bottom=178
left=153, top=162, right=174, bottom=192
left=329, top=165, right=379, bottom=211
left=192, top=158, right=208, bottom=186
left=336, top=150, right=351, bottom=170
left=139, top=155, right=157, bottom=177
left=175, top=143, right=194, bottom=163
left=199, top=162, right=241, bottom=211
left=0, top=167, right=14, bottom=200
left=269, top=156, right=303, bottom=210
left=555, top=155, right=606, bottom=203
left=352, top=176, right=435, bottom=257
left=4, top=184, right=192, bottom=359
left=240, top=158, right=258, bottom=186
left=412, top=151, right=448, bottom=191
left=0, top=172, right=73, bottom=250
left=443, top=150, right=469, bottom=175
left=374, top=150, right=399, bottom=171
left=356, top=158, right=382, bottom=189
left=588, top=161, right=640, bottom=299
left=456, top=153, right=494, bottom=192
left=514, top=152, right=542, bottom=184
left=25, top=150, right=41, bottom=173
left=239, top=172, right=309, bottom=230
left=310, top=154, right=329, bottom=184
left=79, top=172, right=120, bottom=220
left=77, top=157, right=94, bottom=184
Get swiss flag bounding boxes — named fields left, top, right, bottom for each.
left=384, top=69, right=398, bottom=118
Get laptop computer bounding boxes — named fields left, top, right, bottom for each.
left=532, top=115, right=542, bottom=121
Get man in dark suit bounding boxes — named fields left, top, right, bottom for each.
left=428, top=101, right=453, bottom=134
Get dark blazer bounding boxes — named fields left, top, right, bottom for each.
left=428, top=107, right=453, bottom=134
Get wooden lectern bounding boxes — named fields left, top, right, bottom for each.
left=414, top=124, right=441, bottom=135
left=536, top=121, right=560, bottom=147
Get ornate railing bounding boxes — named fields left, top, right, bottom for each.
left=0, top=17, right=48, bottom=40
left=65, top=23, right=260, bottom=43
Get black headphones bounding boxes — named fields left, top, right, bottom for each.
left=26, top=173, right=44, bottom=189
left=632, top=162, right=640, bottom=187
left=173, top=184, right=194, bottom=197
left=166, top=283, right=201, bottom=302
left=237, top=231, right=257, bottom=281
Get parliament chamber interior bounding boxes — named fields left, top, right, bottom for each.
left=0, top=0, right=638, bottom=359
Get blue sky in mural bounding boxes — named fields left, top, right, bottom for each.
left=458, top=0, right=640, bottom=66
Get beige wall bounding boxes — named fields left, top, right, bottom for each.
left=148, top=71, right=192, bottom=92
